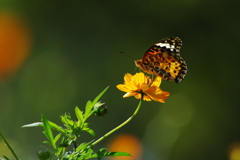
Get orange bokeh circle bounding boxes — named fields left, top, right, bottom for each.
left=0, top=12, right=31, bottom=80
left=107, top=134, right=142, bottom=160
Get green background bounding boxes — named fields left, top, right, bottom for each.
left=0, top=0, right=239, bottom=159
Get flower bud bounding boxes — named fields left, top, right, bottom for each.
left=94, top=102, right=108, bottom=117
left=37, top=149, right=51, bottom=160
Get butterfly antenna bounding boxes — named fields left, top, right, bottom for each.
left=120, top=51, right=136, bottom=60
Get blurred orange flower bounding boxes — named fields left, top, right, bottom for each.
left=116, top=72, right=170, bottom=103
left=0, top=12, right=32, bottom=80
left=107, top=134, right=142, bottom=160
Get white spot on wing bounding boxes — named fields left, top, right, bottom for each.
left=155, top=43, right=176, bottom=51
left=156, top=43, right=170, bottom=48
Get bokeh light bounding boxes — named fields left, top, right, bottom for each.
left=0, top=12, right=31, bottom=80
left=228, top=142, right=240, bottom=160
left=107, top=134, right=142, bottom=160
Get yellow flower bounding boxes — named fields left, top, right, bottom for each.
left=116, top=72, right=170, bottom=103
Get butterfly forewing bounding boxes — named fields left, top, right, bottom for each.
left=135, top=37, right=187, bottom=83
left=142, top=37, right=182, bottom=61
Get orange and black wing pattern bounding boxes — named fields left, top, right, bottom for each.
left=134, top=37, right=187, bottom=83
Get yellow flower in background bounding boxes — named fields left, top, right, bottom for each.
left=116, top=72, right=170, bottom=103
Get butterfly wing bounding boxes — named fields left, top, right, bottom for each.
left=142, top=37, right=182, bottom=61
left=135, top=37, right=187, bottom=83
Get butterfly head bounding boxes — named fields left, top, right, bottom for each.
left=134, top=59, right=141, bottom=67
left=134, top=59, right=148, bottom=71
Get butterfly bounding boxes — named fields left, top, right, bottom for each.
left=134, top=37, right=187, bottom=83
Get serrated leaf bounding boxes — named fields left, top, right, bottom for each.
left=22, top=122, right=43, bottom=128
left=75, top=107, right=84, bottom=127
left=42, top=115, right=56, bottom=149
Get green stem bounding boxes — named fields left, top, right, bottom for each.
left=72, top=140, right=78, bottom=151
left=90, top=99, right=142, bottom=147
left=60, top=147, right=66, bottom=160
left=0, top=132, right=19, bottom=160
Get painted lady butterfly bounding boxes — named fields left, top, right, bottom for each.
left=134, top=37, right=187, bottom=83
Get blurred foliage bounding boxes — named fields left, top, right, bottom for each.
left=0, top=0, right=240, bottom=160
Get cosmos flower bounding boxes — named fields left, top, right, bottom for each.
left=116, top=72, right=170, bottom=103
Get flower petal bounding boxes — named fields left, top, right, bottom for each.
left=141, top=83, right=150, bottom=91
left=136, top=72, right=145, bottom=84
left=116, top=84, right=130, bottom=92
left=142, top=95, right=152, bottom=101
left=116, top=84, right=138, bottom=93
left=124, top=73, right=132, bottom=83
left=134, top=93, right=142, bottom=100
left=151, top=76, right=162, bottom=87
left=147, top=88, right=170, bottom=103
left=123, top=92, right=138, bottom=98
left=133, top=72, right=146, bottom=87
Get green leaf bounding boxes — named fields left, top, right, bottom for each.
left=42, top=115, right=56, bottom=149
left=91, top=151, right=131, bottom=158
left=92, top=86, right=109, bottom=106
left=75, top=106, right=84, bottom=127
left=22, top=122, right=43, bottom=128
left=0, top=132, right=19, bottom=160
left=53, top=133, right=61, bottom=144
left=84, top=100, right=92, bottom=120
left=102, top=151, right=131, bottom=157
left=75, top=140, right=94, bottom=151
left=48, top=121, right=65, bottom=133
left=61, top=115, right=74, bottom=126
left=84, top=86, right=109, bottom=120
left=56, top=146, right=63, bottom=156
left=42, top=131, right=48, bottom=139
left=84, top=147, right=94, bottom=159
left=98, top=148, right=107, bottom=153
left=43, top=141, right=51, bottom=145
left=89, top=148, right=131, bottom=159
left=3, top=156, right=10, bottom=160
left=22, top=121, right=65, bottom=134
left=83, top=128, right=95, bottom=137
